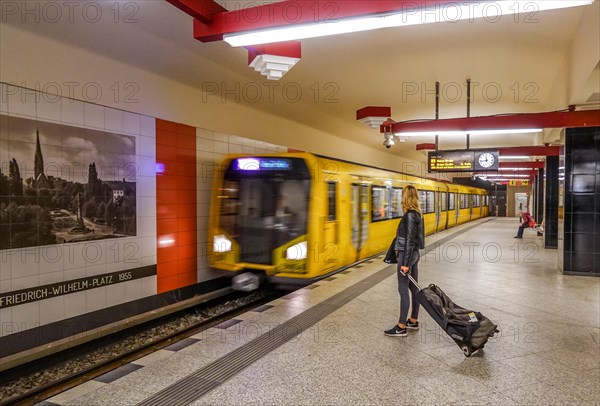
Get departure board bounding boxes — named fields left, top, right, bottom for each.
left=428, top=150, right=499, bottom=172
left=428, top=151, right=474, bottom=172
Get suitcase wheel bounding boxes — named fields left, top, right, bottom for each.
left=461, top=345, right=472, bottom=357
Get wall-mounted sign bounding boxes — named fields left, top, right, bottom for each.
left=428, top=149, right=499, bottom=172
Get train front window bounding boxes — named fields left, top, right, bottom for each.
left=220, top=158, right=311, bottom=264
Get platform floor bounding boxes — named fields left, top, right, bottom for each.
left=43, top=218, right=600, bottom=406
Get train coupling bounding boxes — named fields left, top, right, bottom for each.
left=232, top=272, right=260, bottom=291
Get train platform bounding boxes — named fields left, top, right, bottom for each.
left=43, top=218, right=600, bottom=406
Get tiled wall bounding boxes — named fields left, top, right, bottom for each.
left=0, top=83, right=157, bottom=338
left=0, top=83, right=289, bottom=358
left=563, top=127, right=600, bottom=276
left=544, top=156, right=559, bottom=248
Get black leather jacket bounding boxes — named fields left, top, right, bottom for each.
left=394, top=210, right=425, bottom=266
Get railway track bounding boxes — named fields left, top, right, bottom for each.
left=0, top=285, right=290, bottom=406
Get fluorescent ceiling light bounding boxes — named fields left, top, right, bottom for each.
left=394, top=129, right=542, bottom=137
left=484, top=174, right=531, bottom=177
left=223, top=1, right=593, bottom=46
left=499, top=156, right=531, bottom=159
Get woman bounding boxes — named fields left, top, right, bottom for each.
left=385, top=185, right=425, bottom=337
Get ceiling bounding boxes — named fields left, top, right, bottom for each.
left=3, top=0, right=599, bottom=160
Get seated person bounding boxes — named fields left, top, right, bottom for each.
left=515, top=210, right=535, bottom=238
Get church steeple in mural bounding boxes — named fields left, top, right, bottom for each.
left=34, top=130, right=44, bottom=181
left=33, top=130, right=52, bottom=189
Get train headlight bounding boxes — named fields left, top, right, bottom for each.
left=286, top=241, right=307, bottom=260
left=214, top=235, right=232, bottom=253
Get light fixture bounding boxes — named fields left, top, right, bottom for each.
left=357, top=106, right=392, bottom=129
left=499, top=156, right=531, bottom=160
left=383, top=132, right=395, bottom=149
left=484, top=174, right=531, bottom=177
left=223, top=1, right=593, bottom=47
left=395, top=129, right=542, bottom=137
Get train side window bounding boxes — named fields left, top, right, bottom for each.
left=371, top=186, right=389, bottom=222
left=391, top=188, right=403, bottom=218
left=449, top=193, right=455, bottom=210
left=441, top=192, right=448, bottom=211
left=418, top=190, right=427, bottom=213
left=327, top=182, right=336, bottom=221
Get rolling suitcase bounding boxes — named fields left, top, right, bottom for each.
left=406, top=274, right=499, bottom=357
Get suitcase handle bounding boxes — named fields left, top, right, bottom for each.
left=406, top=273, right=422, bottom=291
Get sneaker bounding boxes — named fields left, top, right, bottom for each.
left=384, top=325, right=407, bottom=337
left=514, top=236, right=523, bottom=239
left=406, top=320, right=419, bottom=330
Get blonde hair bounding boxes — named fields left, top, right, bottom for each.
left=402, top=185, right=422, bottom=215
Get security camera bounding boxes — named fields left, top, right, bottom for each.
left=383, top=132, right=395, bottom=149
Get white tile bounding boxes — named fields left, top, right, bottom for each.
left=124, top=278, right=143, bottom=301
left=64, top=291, right=86, bottom=318
left=63, top=267, right=86, bottom=281
left=0, top=249, right=12, bottom=281
left=140, top=156, right=156, bottom=177
left=38, top=245, right=65, bottom=274
left=61, top=98, right=85, bottom=125
left=140, top=236, right=157, bottom=258
left=228, top=134, right=244, bottom=145
left=197, top=190, right=211, bottom=204
left=11, top=275, right=39, bottom=290
left=83, top=103, right=104, bottom=129
left=138, top=176, right=156, bottom=198
left=242, top=137, right=256, bottom=147
left=37, top=94, right=62, bottom=123
left=0, top=308, right=12, bottom=333
left=39, top=296, right=65, bottom=325
left=140, top=115, right=155, bottom=137
left=81, top=240, right=107, bottom=268
left=213, top=131, right=228, bottom=142
left=140, top=275, right=157, bottom=297
left=11, top=249, right=39, bottom=277
left=214, top=140, right=229, bottom=154
left=139, top=255, right=156, bottom=267
left=63, top=243, right=88, bottom=270
left=105, top=257, right=124, bottom=273
left=86, top=286, right=107, bottom=312
left=196, top=137, right=214, bottom=153
left=0, top=83, right=8, bottom=113
left=11, top=301, right=39, bottom=329
left=106, top=282, right=126, bottom=306
left=38, top=269, right=63, bottom=286
left=196, top=127, right=214, bottom=140
left=228, top=143, right=243, bottom=154
left=197, top=215, right=209, bottom=231
left=123, top=111, right=141, bottom=135
left=139, top=217, right=156, bottom=238
left=105, top=108, right=124, bottom=133
left=7, top=85, right=36, bottom=118
left=0, top=278, right=11, bottom=293
left=85, top=263, right=106, bottom=277
left=140, top=196, right=156, bottom=216
left=140, top=135, right=156, bottom=158
left=242, top=145, right=256, bottom=154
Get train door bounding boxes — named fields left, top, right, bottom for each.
left=350, top=181, right=370, bottom=261
left=442, top=191, right=449, bottom=230
left=323, top=181, right=341, bottom=271
left=469, top=194, right=473, bottom=221
left=435, top=191, right=441, bottom=232
left=455, top=193, right=460, bottom=224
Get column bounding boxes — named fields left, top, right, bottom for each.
left=544, top=156, right=559, bottom=248
left=563, top=127, right=600, bottom=276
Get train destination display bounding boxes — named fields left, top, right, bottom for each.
left=428, top=150, right=499, bottom=172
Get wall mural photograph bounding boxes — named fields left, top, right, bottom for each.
left=0, top=114, right=137, bottom=250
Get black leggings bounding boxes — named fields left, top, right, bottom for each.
left=396, top=250, right=420, bottom=325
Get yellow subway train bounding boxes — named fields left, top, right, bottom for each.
left=208, top=152, right=489, bottom=286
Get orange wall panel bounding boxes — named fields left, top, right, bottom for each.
left=156, top=119, right=197, bottom=293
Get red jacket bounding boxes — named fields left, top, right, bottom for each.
left=521, top=212, right=535, bottom=227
